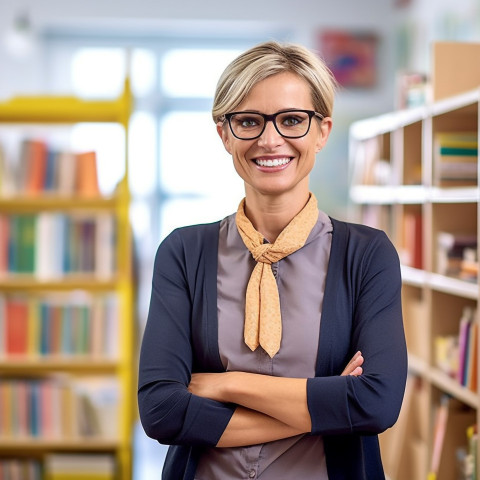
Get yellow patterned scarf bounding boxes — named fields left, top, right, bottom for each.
left=235, top=193, right=319, bottom=357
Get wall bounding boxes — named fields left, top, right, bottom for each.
left=0, top=0, right=478, bottom=215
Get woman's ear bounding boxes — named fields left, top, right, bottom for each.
left=315, top=117, right=333, bottom=153
left=217, top=122, right=232, bottom=154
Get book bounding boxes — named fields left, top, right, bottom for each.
left=95, top=213, right=115, bottom=279
left=457, top=306, right=474, bottom=385
left=24, top=140, right=48, bottom=195
left=44, top=453, right=116, bottom=480
left=17, top=215, right=36, bottom=273
left=428, top=395, right=450, bottom=479
left=0, top=213, right=9, bottom=274
left=433, top=132, right=478, bottom=186
left=401, top=211, right=423, bottom=269
left=56, top=151, right=77, bottom=196
left=76, top=151, right=100, bottom=197
left=466, top=321, right=478, bottom=392
left=5, top=298, right=28, bottom=355
left=436, top=232, right=477, bottom=279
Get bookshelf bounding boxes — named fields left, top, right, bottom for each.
left=348, top=43, right=480, bottom=480
left=0, top=81, right=134, bottom=480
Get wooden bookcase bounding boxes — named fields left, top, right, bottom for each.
left=349, top=82, right=479, bottom=479
left=0, top=81, right=134, bottom=480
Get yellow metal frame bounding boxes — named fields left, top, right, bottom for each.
left=0, top=79, right=134, bottom=480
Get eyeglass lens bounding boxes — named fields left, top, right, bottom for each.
left=229, top=111, right=312, bottom=139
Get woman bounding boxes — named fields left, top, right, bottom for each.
left=138, top=41, right=407, bottom=479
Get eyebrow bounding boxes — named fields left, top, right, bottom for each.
left=232, top=108, right=310, bottom=114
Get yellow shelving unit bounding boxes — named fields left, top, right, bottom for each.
left=0, top=80, right=134, bottom=480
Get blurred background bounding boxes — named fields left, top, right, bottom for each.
left=0, top=0, right=479, bottom=479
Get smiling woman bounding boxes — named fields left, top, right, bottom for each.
left=138, top=41, right=407, bottom=480
left=214, top=71, right=332, bottom=223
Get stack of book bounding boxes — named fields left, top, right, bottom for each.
left=433, top=132, right=478, bottom=186
left=437, top=231, right=478, bottom=282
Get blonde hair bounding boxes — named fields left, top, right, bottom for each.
left=212, top=41, right=337, bottom=123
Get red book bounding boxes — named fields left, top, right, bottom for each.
left=25, top=140, right=48, bottom=195
left=5, top=299, right=28, bottom=355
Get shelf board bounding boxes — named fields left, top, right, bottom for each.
left=0, top=195, right=121, bottom=211
left=349, top=105, right=427, bottom=140
left=428, top=272, right=478, bottom=299
left=350, top=185, right=429, bottom=205
left=0, top=276, right=119, bottom=291
left=0, top=437, right=120, bottom=451
left=430, top=88, right=480, bottom=117
left=401, top=265, right=428, bottom=287
left=401, top=267, right=478, bottom=299
left=351, top=185, right=479, bottom=205
left=0, top=357, right=119, bottom=373
left=0, top=85, right=131, bottom=125
left=430, top=186, right=479, bottom=203
left=429, top=367, right=478, bottom=409
left=408, top=354, right=478, bottom=409
left=350, top=87, right=479, bottom=142
left=407, top=352, right=429, bottom=376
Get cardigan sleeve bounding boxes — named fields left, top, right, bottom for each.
left=307, top=228, right=407, bottom=436
left=137, top=229, right=235, bottom=446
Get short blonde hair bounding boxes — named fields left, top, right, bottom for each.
left=212, top=41, right=337, bottom=123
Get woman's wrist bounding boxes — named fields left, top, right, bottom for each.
left=223, top=371, right=244, bottom=403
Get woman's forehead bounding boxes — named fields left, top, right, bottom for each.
left=236, top=72, right=313, bottom=112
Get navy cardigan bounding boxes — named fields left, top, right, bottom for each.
left=138, top=217, right=408, bottom=480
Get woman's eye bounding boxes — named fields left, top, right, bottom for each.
left=238, top=117, right=259, bottom=128
left=282, top=116, right=302, bottom=127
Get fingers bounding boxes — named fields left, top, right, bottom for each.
left=341, top=351, right=364, bottom=376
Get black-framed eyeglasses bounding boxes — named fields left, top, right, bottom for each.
left=223, top=109, right=324, bottom=140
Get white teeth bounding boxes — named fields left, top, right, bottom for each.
left=255, top=157, right=291, bottom=167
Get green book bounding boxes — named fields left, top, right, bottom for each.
left=17, top=215, right=36, bottom=273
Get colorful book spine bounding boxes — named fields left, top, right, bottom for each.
left=0, top=213, right=115, bottom=277
left=434, top=132, right=478, bottom=185
left=0, top=139, right=103, bottom=197
left=0, top=293, right=118, bottom=358
left=0, top=376, right=119, bottom=440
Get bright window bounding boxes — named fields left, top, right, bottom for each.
left=161, top=49, right=241, bottom=97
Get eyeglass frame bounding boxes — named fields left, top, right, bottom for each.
left=222, top=109, right=325, bottom=140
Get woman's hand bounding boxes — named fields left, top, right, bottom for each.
left=341, top=351, right=364, bottom=377
left=188, top=372, right=230, bottom=403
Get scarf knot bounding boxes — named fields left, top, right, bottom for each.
left=235, top=194, right=319, bottom=357
left=251, top=244, right=277, bottom=264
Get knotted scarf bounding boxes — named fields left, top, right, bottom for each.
left=235, top=193, right=319, bottom=357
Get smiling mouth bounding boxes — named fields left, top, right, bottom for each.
left=254, top=157, right=293, bottom=167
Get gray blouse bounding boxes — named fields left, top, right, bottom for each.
left=195, top=210, right=333, bottom=480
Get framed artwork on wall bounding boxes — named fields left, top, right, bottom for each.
left=318, top=30, right=379, bottom=89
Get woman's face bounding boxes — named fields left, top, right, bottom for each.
left=217, top=71, right=332, bottom=198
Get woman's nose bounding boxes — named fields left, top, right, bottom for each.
left=257, top=120, right=284, bottom=148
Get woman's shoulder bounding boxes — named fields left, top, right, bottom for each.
left=330, top=217, right=398, bottom=263
left=162, top=220, right=222, bottom=248
left=330, top=217, right=390, bottom=243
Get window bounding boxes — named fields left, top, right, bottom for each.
left=43, top=34, right=265, bottom=325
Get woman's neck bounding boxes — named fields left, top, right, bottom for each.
left=243, top=189, right=311, bottom=243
